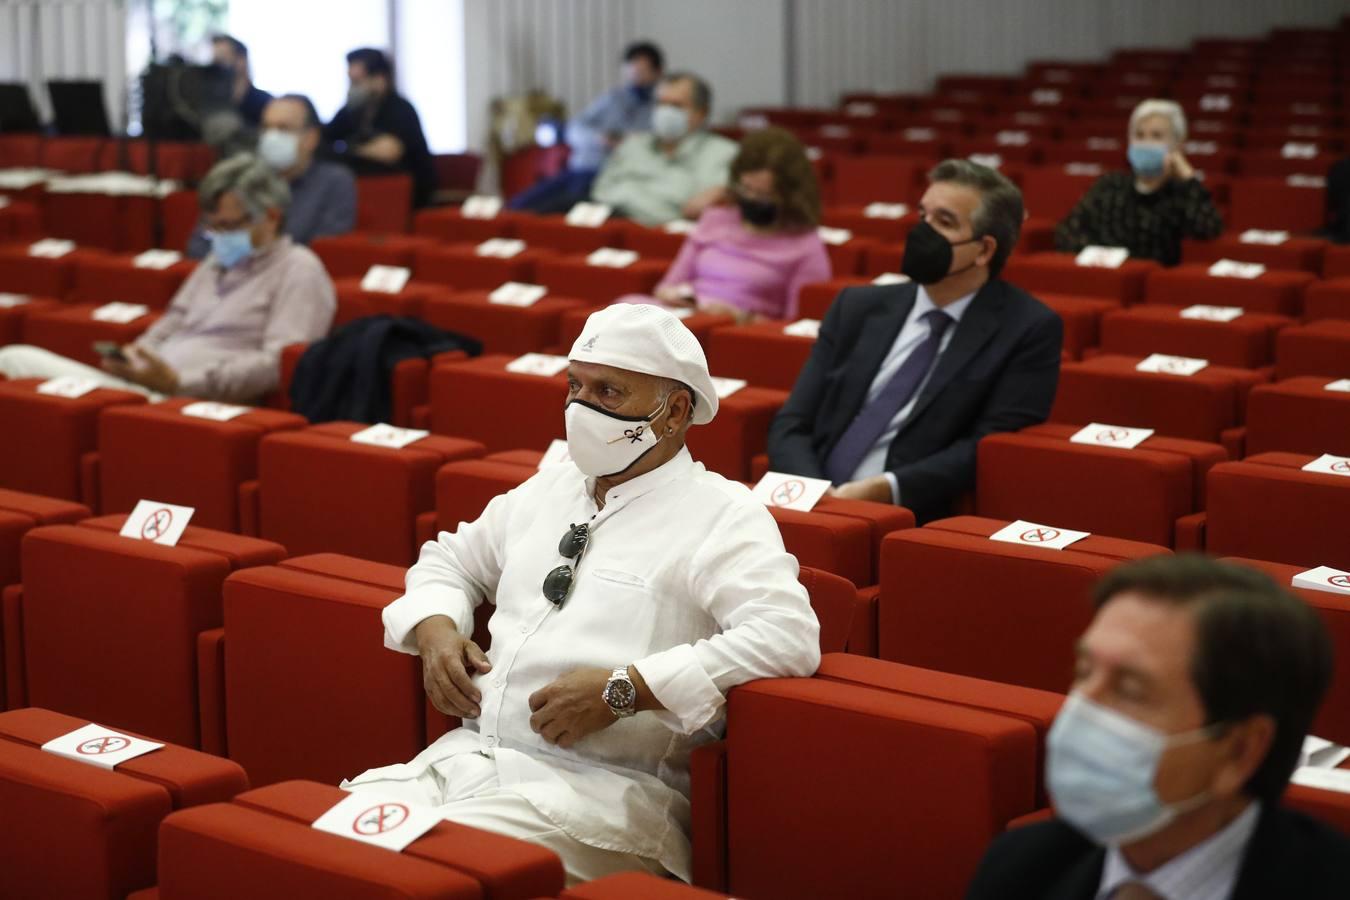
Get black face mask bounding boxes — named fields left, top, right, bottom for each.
left=901, top=219, right=982, bottom=285
left=737, top=196, right=779, bottom=228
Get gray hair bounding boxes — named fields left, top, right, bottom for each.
left=928, top=159, right=1023, bottom=279
left=664, top=71, right=712, bottom=115
left=198, top=153, right=291, bottom=218
left=1129, top=99, right=1187, bottom=145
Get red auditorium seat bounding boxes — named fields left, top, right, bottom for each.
left=413, top=205, right=524, bottom=243
left=329, top=277, right=441, bottom=327
left=1237, top=150, right=1340, bottom=179
left=0, top=133, right=42, bottom=167
left=978, top=424, right=1226, bottom=546
left=93, top=399, right=307, bottom=531
left=10, top=518, right=284, bottom=746
left=67, top=252, right=196, bottom=309
left=412, top=241, right=553, bottom=291
left=416, top=457, right=538, bottom=546
left=114, top=140, right=217, bottom=182
left=1144, top=264, right=1314, bottom=317
left=1098, top=305, right=1292, bottom=368
left=39, top=136, right=107, bottom=173
left=1019, top=165, right=1109, bottom=221
left=829, top=156, right=925, bottom=205
left=1181, top=453, right=1350, bottom=569
left=1228, top=177, right=1327, bottom=232
left=0, top=707, right=247, bottom=900
left=821, top=206, right=918, bottom=244
left=0, top=243, right=108, bottom=297
left=1304, top=278, right=1350, bottom=320
left=563, top=873, right=733, bottom=898
left=1246, top=377, right=1350, bottom=457
left=21, top=301, right=162, bottom=368
left=0, top=378, right=145, bottom=503
left=797, top=277, right=866, bottom=320
left=1275, top=320, right=1350, bottom=380
left=42, top=191, right=160, bottom=253
left=514, top=215, right=625, bottom=253
left=419, top=289, right=592, bottom=354
left=615, top=220, right=688, bottom=259
left=534, top=253, right=667, bottom=303
left=1038, top=293, right=1117, bottom=359
left=1001, top=252, right=1157, bottom=304
left=155, top=780, right=564, bottom=899
left=705, top=321, right=816, bottom=391
left=159, top=189, right=201, bottom=254
left=1181, top=235, right=1328, bottom=273
left=309, top=233, right=440, bottom=280
left=555, top=304, right=735, bottom=352
left=355, top=175, right=413, bottom=233
left=242, top=422, right=485, bottom=566
left=0, top=294, right=59, bottom=345
left=875, top=516, right=1168, bottom=691
left=1325, top=248, right=1350, bottom=280
left=0, top=199, right=43, bottom=243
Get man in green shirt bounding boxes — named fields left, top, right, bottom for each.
left=591, top=72, right=737, bottom=227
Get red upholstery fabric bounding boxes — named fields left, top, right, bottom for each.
left=978, top=425, right=1225, bottom=546
left=436, top=459, right=533, bottom=532
left=1181, top=235, right=1328, bottom=273
left=0, top=244, right=109, bottom=297
left=768, top=507, right=870, bottom=588
left=253, top=423, right=485, bottom=566
left=1325, top=248, right=1350, bottom=280
left=1144, top=264, right=1314, bottom=316
left=159, top=190, right=201, bottom=254
left=1019, top=166, right=1109, bottom=220
left=1275, top=320, right=1350, bottom=380
left=1001, top=253, right=1158, bottom=304
left=684, top=386, right=787, bottom=481
left=829, top=157, right=926, bottom=206
left=877, top=516, right=1168, bottom=692
left=723, top=677, right=1037, bottom=899
left=413, top=207, right=522, bottom=244
left=429, top=354, right=568, bottom=451
left=0, top=200, right=44, bottom=242
left=113, top=140, right=216, bottom=182
left=412, top=243, right=552, bottom=292
left=1246, top=377, right=1350, bottom=457
left=0, top=294, right=59, bottom=344
left=19, top=521, right=283, bottom=747
left=2, top=585, right=25, bottom=709
left=514, top=216, right=624, bottom=254
left=1237, top=151, right=1340, bottom=178
left=420, top=290, right=590, bottom=354
left=705, top=322, right=817, bottom=391
left=1050, top=354, right=1267, bottom=442
left=354, top=175, right=414, bottom=234
left=1205, top=453, right=1350, bottom=569
left=42, top=192, right=159, bottom=252
left=21, top=301, right=161, bottom=367
left=556, top=305, right=733, bottom=352
left=310, top=233, right=440, bottom=280
left=68, top=254, right=196, bottom=309
left=1227, top=177, right=1326, bottom=231
left=0, top=134, right=43, bottom=167
left=39, top=136, right=108, bottom=173
left=820, top=207, right=918, bottom=244
left=1304, top=277, right=1350, bottom=321
left=1098, top=304, right=1291, bottom=368
left=614, top=221, right=687, bottom=260
left=563, top=873, right=732, bottom=898
left=97, top=399, right=306, bottom=532
left=796, top=566, right=856, bottom=653
left=534, top=254, right=666, bottom=303
left=797, top=277, right=867, bottom=320
left=330, top=278, right=440, bottom=327
left=0, top=378, right=146, bottom=501
left=811, top=496, right=916, bottom=585
left=1039, top=293, right=1118, bottom=359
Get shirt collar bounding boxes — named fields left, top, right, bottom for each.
left=913, top=284, right=976, bottom=326
left=1097, top=801, right=1262, bottom=900
left=584, top=444, right=695, bottom=516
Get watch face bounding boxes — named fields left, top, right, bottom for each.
left=605, top=679, right=636, bottom=710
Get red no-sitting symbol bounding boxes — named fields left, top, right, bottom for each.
left=141, top=508, right=173, bottom=541
left=771, top=480, right=806, bottom=506
left=77, top=736, right=130, bottom=756
left=353, top=803, right=409, bottom=836
left=1095, top=429, right=1130, bottom=444
left=1330, top=575, right=1350, bottom=589
left=1331, top=460, right=1350, bottom=474
left=1021, top=527, right=1061, bottom=543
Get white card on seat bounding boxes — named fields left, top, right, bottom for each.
left=181, top=401, right=249, bottom=422
left=783, top=318, right=821, bottom=339
left=312, top=790, right=441, bottom=853
left=710, top=377, right=747, bottom=399
left=989, top=519, right=1090, bottom=551
left=1292, top=766, right=1350, bottom=795
left=1136, top=353, right=1209, bottom=376
left=1069, top=423, right=1155, bottom=450
left=1199, top=93, right=1232, bottom=111
left=586, top=247, right=638, bottom=268
left=28, top=238, right=75, bottom=258
left=903, top=127, right=937, bottom=141
left=42, top=723, right=164, bottom=770
left=132, top=249, right=183, bottom=269
left=350, top=423, right=429, bottom=450
left=1287, top=174, right=1326, bottom=188
left=1326, top=379, right=1350, bottom=393
left=1031, top=89, right=1062, bottom=105
left=360, top=265, right=411, bottom=294
left=1065, top=162, right=1104, bottom=177
left=1086, top=137, right=1120, bottom=151
left=120, top=499, right=194, bottom=546
left=872, top=273, right=910, bottom=286
left=488, top=282, right=547, bottom=307
left=816, top=226, right=853, bottom=245
left=0, top=195, right=9, bottom=209
left=538, top=439, right=573, bottom=469
left=863, top=203, right=908, bottom=219
left=1075, top=246, right=1128, bottom=268
left=1208, top=259, right=1266, bottom=279
left=37, top=376, right=100, bottom=398
left=845, top=101, right=878, bottom=117
left=968, top=153, right=1003, bottom=169
left=752, top=471, right=832, bottom=512
left=663, top=218, right=696, bottom=234
left=0, top=293, right=29, bottom=308
left=475, top=238, right=526, bottom=258
left=506, top=353, right=569, bottom=376
left=91, top=302, right=150, bottom=324
left=1281, top=142, right=1318, bottom=159
left=1300, top=736, right=1350, bottom=770
left=460, top=195, right=502, bottom=219
left=995, top=130, right=1030, bottom=146
left=1303, top=454, right=1350, bottom=478
left=564, top=202, right=612, bottom=228
left=1239, top=229, right=1289, bottom=245
left=1293, top=566, right=1350, bottom=596
left=1180, top=305, right=1244, bottom=322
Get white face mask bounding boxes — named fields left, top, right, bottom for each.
left=651, top=103, right=691, bottom=142
left=258, top=128, right=300, bottom=171
left=564, top=394, right=670, bottom=478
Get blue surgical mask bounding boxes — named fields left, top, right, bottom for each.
left=210, top=229, right=254, bottom=269
left=1128, top=142, right=1168, bottom=179
left=1047, top=693, right=1217, bottom=846
left=651, top=103, right=691, bottom=143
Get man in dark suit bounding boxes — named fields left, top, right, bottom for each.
left=767, top=159, right=1061, bottom=524
left=967, top=555, right=1350, bottom=899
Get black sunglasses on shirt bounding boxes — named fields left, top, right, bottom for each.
left=542, top=522, right=589, bottom=608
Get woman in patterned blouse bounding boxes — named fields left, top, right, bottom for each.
left=1054, top=99, right=1223, bottom=266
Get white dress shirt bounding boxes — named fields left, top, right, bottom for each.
left=850, top=285, right=977, bottom=502
left=366, top=445, right=820, bottom=881
left=1097, top=802, right=1261, bottom=900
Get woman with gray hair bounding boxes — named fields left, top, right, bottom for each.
left=1054, top=98, right=1223, bottom=266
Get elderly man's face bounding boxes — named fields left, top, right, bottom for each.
left=262, top=98, right=319, bottom=165
left=204, top=190, right=279, bottom=247
left=1133, top=113, right=1176, bottom=148
left=657, top=78, right=705, bottom=131
left=565, top=360, right=692, bottom=433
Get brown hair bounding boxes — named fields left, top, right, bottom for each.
left=729, top=127, right=821, bottom=231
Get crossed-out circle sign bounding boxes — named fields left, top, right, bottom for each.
left=771, top=480, right=806, bottom=507
left=77, top=735, right=130, bottom=756
left=141, top=508, right=173, bottom=541
left=1020, top=527, right=1061, bottom=544
left=353, top=803, right=409, bottom=836
left=1095, top=428, right=1130, bottom=444
left=1330, top=575, right=1350, bottom=589
left=1332, top=460, right=1350, bottom=474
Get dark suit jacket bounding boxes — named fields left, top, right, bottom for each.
left=965, top=808, right=1350, bottom=899
left=767, top=278, right=1062, bottom=523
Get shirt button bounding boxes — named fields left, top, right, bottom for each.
left=485, top=735, right=496, bottom=747
left=519, top=623, right=529, bottom=633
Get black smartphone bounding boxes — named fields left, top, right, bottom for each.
left=93, top=341, right=128, bottom=363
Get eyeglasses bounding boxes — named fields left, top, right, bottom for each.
left=542, top=523, right=589, bottom=608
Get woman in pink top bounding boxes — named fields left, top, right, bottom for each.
left=631, top=127, right=831, bottom=322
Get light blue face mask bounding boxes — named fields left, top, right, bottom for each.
left=210, top=228, right=254, bottom=269
left=1047, top=693, right=1218, bottom=846
left=1128, top=142, right=1168, bottom=179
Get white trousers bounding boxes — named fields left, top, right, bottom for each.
left=342, top=752, right=668, bottom=887
left=0, top=344, right=163, bottom=400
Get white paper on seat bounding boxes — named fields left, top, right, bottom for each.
left=1075, top=246, right=1128, bottom=268
left=28, top=238, right=75, bottom=258
left=1183, top=140, right=1218, bottom=155
left=863, top=203, right=908, bottom=219
left=872, top=273, right=910, bottom=286
left=844, top=101, right=878, bottom=117
left=1180, top=305, right=1244, bottom=322
left=903, top=127, right=936, bottom=141
left=1199, top=93, right=1232, bottom=111
left=0, top=195, right=9, bottom=209
left=995, top=130, right=1030, bottom=146
left=1293, top=566, right=1350, bottom=596
left=538, top=439, right=573, bottom=469
left=1238, top=229, right=1289, bottom=245
left=989, top=519, right=1090, bottom=552
left=565, top=202, right=612, bottom=228
left=1206, top=75, right=1238, bottom=89
left=506, top=353, right=569, bottom=376
left=1281, top=142, right=1318, bottom=159
left=586, top=247, right=638, bottom=268
left=0, top=293, right=29, bottom=308
left=42, top=723, right=164, bottom=771
left=1069, top=423, right=1154, bottom=450
left=1300, top=736, right=1350, bottom=770
left=460, top=195, right=502, bottom=219
left=663, top=218, right=696, bottom=234
left=1208, top=259, right=1266, bottom=279
left=1303, top=454, right=1350, bottom=478
left=710, top=377, right=747, bottom=399
left=132, top=249, right=183, bottom=269
left=475, top=238, right=526, bottom=258
left=1286, top=175, right=1325, bottom=188
left=752, top=471, right=832, bottom=512
left=1065, top=162, right=1104, bottom=177
left=182, top=401, right=250, bottom=422
left=1086, top=138, right=1120, bottom=151
left=120, top=499, right=194, bottom=546
left=1136, top=353, right=1209, bottom=376
left=360, top=265, right=411, bottom=294
left=821, top=124, right=851, bottom=139
left=91, top=302, right=150, bottom=323
left=1030, top=89, right=1062, bottom=106
left=1325, top=379, right=1350, bottom=393
left=36, top=376, right=100, bottom=398
left=968, top=153, right=1003, bottom=169
left=816, top=226, right=853, bottom=245
left=350, top=423, right=430, bottom=450
left=739, top=114, right=769, bottom=130
left=783, top=318, right=821, bottom=339
left=312, top=791, right=441, bottom=852
left=1291, top=766, right=1350, bottom=795
left=488, top=282, right=547, bottom=307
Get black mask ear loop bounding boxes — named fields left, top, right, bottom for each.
left=946, top=234, right=986, bottom=279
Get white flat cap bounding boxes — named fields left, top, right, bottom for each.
left=568, top=303, right=718, bottom=425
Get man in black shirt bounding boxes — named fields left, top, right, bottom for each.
left=211, top=34, right=272, bottom=127
left=325, top=47, right=437, bottom=208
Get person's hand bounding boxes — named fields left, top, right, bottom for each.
left=831, top=475, right=893, bottom=504
left=1165, top=148, right=1195, bottom=182
left=415, top=615, right=492, bottom=718
left=105, top=345, right=180, bottom=394
left=654, top=283, right=697, bottom=307
left=356, top=133, right=405, bottom=164
left=528, top=667, right=616, bottom=749
left=682, top=185, right=728, bottom=220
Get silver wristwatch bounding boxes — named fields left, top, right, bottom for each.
left=602, top=666, right=638, bottom=719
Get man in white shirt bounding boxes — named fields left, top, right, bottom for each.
left=344, top=303, right=821, bottom=885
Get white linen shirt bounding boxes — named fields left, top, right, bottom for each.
left=367, top=445, right=821, bottom=881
